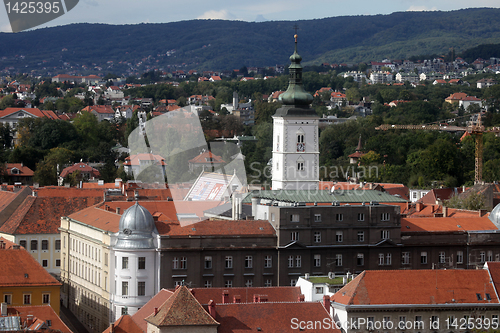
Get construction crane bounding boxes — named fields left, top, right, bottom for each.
left=375, top=114, right=500, bottom=184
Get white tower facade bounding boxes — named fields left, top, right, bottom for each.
left=110, top=202, right=159, bottom=321
left=272, top=34, right=319, bottom=190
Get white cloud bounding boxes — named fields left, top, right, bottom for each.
left=197, top=9, right=236, bottom=20
left=406, top=5, right=438, bottom=11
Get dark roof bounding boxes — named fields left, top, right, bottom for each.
left=190, top=286, right=301, bottom=305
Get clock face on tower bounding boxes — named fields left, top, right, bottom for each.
left=297, top=142, right=305, bottom=152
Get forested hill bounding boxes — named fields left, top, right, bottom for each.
left=2, top=8, right=500, bottom=71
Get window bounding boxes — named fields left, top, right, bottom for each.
left=225, top=280, right=233, bottom=288
left=295, top=255, right=302, bottom=268
left=297, top=162, right=304, bottom=171
left=493, top=315, right=499, bottom=326
left=291, top=231, right=299, bottom=241
left=290, top=279, right=297, bottom=286
left=121, top=307, right=127, bottom=315
left=297, top=134, right=304, bottom=143
left=137, top=257, right=146, bottom=270
left=457, top=251, right=463, bottom=264
left=381, top=213, right=390, bottom=221
left=42, top=259, right=48, bottom=267
left=439, top=251, right=445, bottom=263
left=402, top=252, right=410, bottom=265
left=421, top=251, right=427, bottom=264
left=180, top=257, right=187, bottom=269
left=336, top=254, right=342, bottom=266
left=245, top=279, right=253, bottom=288
left=42, top=294, right=50, bottom=304
left=138, top=282, right=145, bottom=296
left=288, top=255, right=294, bottom=268
left=314, top=231, right=321, bottom=243
left=386, top=253, right=392, bottom=265
left=264, top=255, right=272, bottom=268
left=42, top=240, right=48, bottom=250
left=23, top=294, right=31, bottom=305
left=271, top=213, right=275, bottom=222
left=336, top=214, right=343, bottom=221
left=19, top=240, right=26, bottom=248
left=381, top=230, right=390, bottom=239
left=357, top=253, right=364, bottom=266
left=399, top=316, right=406, bottom=329
left=55, top=239, right=61, bottom=250
left=122, top=282, right=128, bottom=296
left=245, top=256, right=253, bottom=268
left=357, top=213, right=364, bottom=221
left=313, top=254, right=321, bottom=267
left=316, top=287, right=324, bottom=294
left=204, top=280, right=212, bottom=288
left=30, top=240, right=37, bottom=251
left=480, top=251, right=486, bottom=263
left=122, top=257, right=129, bottom=269
left=204, top=256, right=212, bottom=269
left=172, top=257, right=179, bottom=269
left=4, top=294, right=11, bottom=305
left=378, top=253, right=384, bottom=265
left=291, top=214, right=300, bottom=222
left=488, top=251, right=493, bottom=262
left=336, top=231, right=343, bottom=242
left=367, top=317, right=374, bottom=329
left=225, top=256, right=233, bottom=269
left=314, top=214, right=321, bottom=222
left=357, top=231, right=364, bottom=242
left=415, top=316, right=423, bottom=329
left=265, top=279, right=272, bottom=287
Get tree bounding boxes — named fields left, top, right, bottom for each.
left=445, top=192, right=488, bottom=210
left=34, top=148, right=74, bottom=186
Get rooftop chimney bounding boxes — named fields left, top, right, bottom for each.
left=154, top=307, right=158, bottom=315
left=323, top=295, right=331, bottom=310
left=222, top=290, right=229, bottom=304
left=0, top=241, right=4, bottom=250
left=1, top=302, right=7, bottom=316
left=233, top=295, right=241, bottom=303
left=479, top=209, right=487, bottom=217
left=208, top=300, right=216, bottom=318
left=416, top=202, right=423, bottom=212
left=443, top=205, right=448, bottom=217
left=109, top=323, right=114, bottom=333
left=298, top=294, right=305, bottom=302
left=116, top=207, right=121, bottom=215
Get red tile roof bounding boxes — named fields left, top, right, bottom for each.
left=445, top=92, right=468, bottom=101
left=8, top=305, right=72, bottom=333
left=103, top=315, right=142, bottom=333
left=67, top=205, right=121, bottom=233
left=401, top=216, right=497, bottom=232
left=123, top=153, right=166, bottom=166
left=190, top=286, right=301, bottom=305
left=145, top=286, right=219, bottom=327
left=157, top=219, right=275, bottom=237
left=332, top=269, right=498, bottom=306
left=188, top=151, right=225, bottom=164
left=59, top=162, right=100, bottom=178
left=0, top=244, right=61, bottom=287
left=0, top=190, right=18, bottom=212
left=5, top=163, right=34, bottom=177
left=214, top=302, right=336, bottom=333
left=0, top=107, right=45, bottom=118
left=82, top=105, right=115, bottom=114
left=0, top=193, right=103, bottom=235
left=131, top=289, right=174, bottom=332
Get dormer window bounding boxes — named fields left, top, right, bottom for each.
left=10, top=168, right=19, bottom=174
left=205, top=157, right=214, bottom=162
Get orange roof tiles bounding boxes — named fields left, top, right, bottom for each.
left=0, top=107, right=45, bottom=118
left=5, top=163, right=34, bottom=176
left=131, top=289, right=174, bottom=332
left=190, top=286, right=301, bottom=305
left=0, top=245, right=61, bottom=287
left=188, top=151, right=225, bottom=164
left=8, top=305, right=72, bottom=333
left=401, top=216, right=497, bottom=232
left=59, top=162, right=100, bottom=178
left=67, top=205, right=121, bottom=233
left=145, top=286, right=219, bottom=327
left=123, top=153, right=166, bottom=166
left=158, top=218, right=275, bottom=237
left=103, top=315, right=142, bottom=333
left=333, top=269, right=498, bottom=306
left=214, top=302, right=336, bottom=333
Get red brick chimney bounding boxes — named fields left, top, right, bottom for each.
left=298, top=294, right=305, bottom=302
left=222, top=290, right=229, bottom=304
left=323, top=295, right=331, bottom=309
left=416, top=202, right=423, bottom=212
left=233, top=295, right=241, bottom=303
left=208, top=300, right=216, bottom=318
left=154, top=307, right=158, bottom=315
left=110, top=323, right=114, bottom=333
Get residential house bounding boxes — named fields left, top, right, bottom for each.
left=82, top=105, right=115, bottom=122
left=477, top=78, right=497, bottom=88
left=58, top=162, right=101, bottom=186
left=0, top=108, right=58, bottom=128
left=188, top=151, right=225, bottom=173
left=123, top=153, right=167, bottom=180
left=369, top=71, right=393, bottom=84
left=343, top=71, right=367, bottom=82
left=331, top=269, right=499, bottom=333
left=0, top=237, right=61, bottom=315
left=330, top=91, right=347, bottom=107
left=2, top=305, right=72, bottom=332
left=3, top=163, right=34, bottom=185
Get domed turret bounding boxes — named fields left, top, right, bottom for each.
left=489, top=203, right=500, bottom=229
left=114, top=202, right=156, bottom=249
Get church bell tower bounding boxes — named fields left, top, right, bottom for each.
left=271, top=34, right=319, bottom=190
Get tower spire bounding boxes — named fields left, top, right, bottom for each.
left=278, top=33, right=313, bottom=106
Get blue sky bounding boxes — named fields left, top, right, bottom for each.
left=1, top=0, right=500, bottom=32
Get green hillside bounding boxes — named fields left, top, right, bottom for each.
left=1, top=8, right=500, bottom=72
